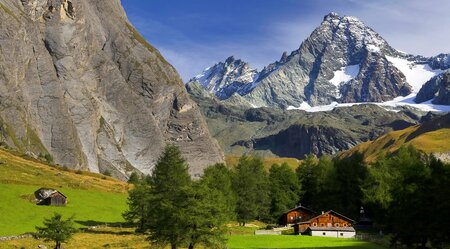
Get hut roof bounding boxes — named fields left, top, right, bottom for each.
left=34, top=188, right=66, bottom=200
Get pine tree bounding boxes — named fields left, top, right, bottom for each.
left=295, top=154, right=319, bottom=207
left=186, top=180, right=231, bottom=249
left=201, top=163, right=236, bottom=220
left=35, top=213, right=76, bottom=249
left=268, top=163, right=302, bottom=222
left=123, top=182, right=152, bottom=231
left=233, top=156, right=270, bottom=225
left=146, top=144, right=192, bottom=249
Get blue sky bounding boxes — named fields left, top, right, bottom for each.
left=122, top=0, right=450, bottom=81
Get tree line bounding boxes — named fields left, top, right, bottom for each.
left=123, top=144, right=450, bottom=249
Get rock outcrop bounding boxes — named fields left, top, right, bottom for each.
left=416, top=71, right=450, bottom=105
left=0, top=0, right=223, bottom=179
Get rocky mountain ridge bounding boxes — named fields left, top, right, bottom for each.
left=415, top=70, right=450, bottom=105
left=185, top=12, right=449, bottom=160
left=187, top=12, right=450, bottom=109
left=188, top=80, right=432, bottom=159
left=0, top=0, right=223, bottom=179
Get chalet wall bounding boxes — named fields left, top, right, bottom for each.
left=308, top=213, right=352, bottom=228
left=311, top=230, right=355, bottom=238
left=282, top=209, right=315, bottom=225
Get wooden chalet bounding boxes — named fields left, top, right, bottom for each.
left=278, top=205, right=315, bottom=226
left=34, top=188, right=67, bottom=206
left=294, top=210, right=356, bottom=238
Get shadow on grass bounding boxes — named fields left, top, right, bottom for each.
left=75, top=220, right=133, bottom=227
left=75, top=220, right=140, bottom=236
left=80, top=229, right=134, bottom=236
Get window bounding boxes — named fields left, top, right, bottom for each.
left=340, top=233, right=344, bottom=236
left=312, top=223, right=317, bottom=227
left=320, top=223, right=324, bottom=227
left=343, top=223, right=347, bottom=227
left=335, top=223, right=340, bottom=227
left=322, top=232, right=326, bottom=236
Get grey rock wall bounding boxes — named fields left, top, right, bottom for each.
left=0, top=0, right=223, bottom=179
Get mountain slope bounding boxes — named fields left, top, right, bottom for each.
left=0, top=147, right=129, bottom=236
left=0, top=0, right=223, bottom=178
left=188, top=83, right=426, bottom=159
left=339, top=113, right=450, bottom=162
left=415, top=71, right=450, bottom=105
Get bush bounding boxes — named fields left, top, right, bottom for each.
left=102, top=169, right=112, bottom=177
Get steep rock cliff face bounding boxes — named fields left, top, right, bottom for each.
left=415, top=71, right=450, bottom=105
left=0, top=0, right=223, bottom=179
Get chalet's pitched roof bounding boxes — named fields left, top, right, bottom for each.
left=326, top=210, right=355, bottom=223
left=307, top=226, right=355, bottom=232
left=282, top=205, right=315, bottom=215
left=299, top=210, right=355, bottom=224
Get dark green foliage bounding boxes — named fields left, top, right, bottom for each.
left=296, top=154, right=367, bottom=219
left=329, top=153, right=367, bottom=217
left=122, top=182, right=151, bottom=231
left=186, top=180, right=231, bottom=249
left=102, top=169, right=112, bottom=177
left=35, top=213, right=77, bottom=249
left=296, top=154, right=319, bottom=208
left=201, top=164, right=236, bottom=220
left=363, top=146, right=450, bottom=248
left=268, top=163, right=302, bottom=222
left=233, top=157, right=270, bottom=225
left=145, top=145, right=192, bottom=249
left=124, top=145, right=230, bottom=249
left=127, top=172, right=141, bottom=184
left=38, top=153, right=54, bottom=164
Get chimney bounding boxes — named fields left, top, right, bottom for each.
left=322, top=211, right=324, bottom=215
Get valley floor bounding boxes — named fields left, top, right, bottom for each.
left=0, top=227, right=386, bottom=249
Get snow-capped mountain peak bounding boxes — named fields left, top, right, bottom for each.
left=187, top=12, right=450, bottom=110
left=189, top=56, right=259, bottom=99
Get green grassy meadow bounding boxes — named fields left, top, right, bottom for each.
left=0, top=148, right=385, bottom=248
left=228, top=235, right=385, bottom=249
left=0, top=183, right=128, bottom=236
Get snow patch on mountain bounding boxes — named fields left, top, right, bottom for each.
left=330, top=64, right=360, bottom=86
left=366, top=44, right=380, bottom=53
left=386, top=56, right=443, bottom=92
left=287, top=93, right=450, bottom=113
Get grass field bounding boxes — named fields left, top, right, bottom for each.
left=0, top=148, right=129, bottom=193
left=0, top=227, right=149, bottom=249
left=0, top=230, right=386, bottom=249
left=0, top=148, right=130, bottom=236
left=226, top=156, right=301, bottom=171
left=228, top=235, right=385, bottom=249
left=0, top=184, right=128, bottom=236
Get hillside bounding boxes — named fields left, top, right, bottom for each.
left=0, top=148, right=129, bottom=193
left=225, top=156, right=300, bottom=171
left=0, top=148, right=130, bottom=236
left=340, top=113, right=450, bottom=162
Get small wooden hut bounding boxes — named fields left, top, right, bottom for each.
left=34, top=188, right=67, bottom=206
